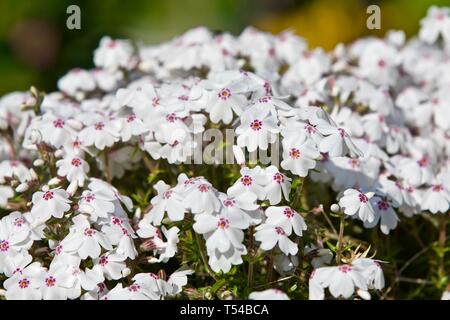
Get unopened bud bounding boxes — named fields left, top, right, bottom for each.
left=33, top=159, right=45, bottom=167
left=29, top=129, right=42, bottom=144
left=48, top=177, right=61, bottom=186
left=54, top=150, right=64, bottom=158
left=146, top=257, right=159, bottom=264
left=30, top=86, right=39, bottom=98
left=16, top=183, right=29, bottom=193
left=29, top=168, right=38, bottom=180
left=122, top=267, right=131, bottom=277
left=66, top=182, right=78, bottom=196
left=330, top=203, right=340, bottom=213
left=357, top=289, right=371, bottom=300
left=42, top=185, right=50, bottom=192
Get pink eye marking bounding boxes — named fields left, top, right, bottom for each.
left=99, top=256, right=109, bottom=266
left=94, top=122, right=105, bottom=131
left=152, top=97, right=160, bottom=107
left=417, top=156, right=429, bottom=167
left=258, top=96, right=271, bottom=103
left=84, top=228, right=96, bottom=237
left=338, top=265, right=352, bottom=273
left=0, top=240, right=10, bottom=252
left=432, top=184, right=444, bottom=192
left=218, top=88, right=231, bottom=100
left=338, top=128, right=348, bottom=138
left=378, top=59, right=386, bottom=68
left=223, top=198, right=235, bottom=207
left=45, top=276, right=56, bottom=287
left=348, top=158, right=360, bottom=168
left=358, top=193, right=369, bottom=203
left=18, top=278, right=30, bottom=289
left=198, top=184, right=210, bottom=192
left=273, top=172, right=285, bottom=184
left=112, top=217, right=122, bottom=225
left=304, top=124, right=316, bottom=134
left=53, top=119, right=65, bottom=128
left=275, top=226, right=286, bottom=235
left=377, top=200, right=390, bottom=211
left=250, top=119, right=263, bottom=131
left=13, top=217, right=25, bottom=227
left=43, top=191, right=54, bottom=201
left=55, top=245, right=63, bottom=255
left=289, top=148, right=301, bottom=159
left=107, top=40, right=117, bottom=48
left=165, top=113, right=177, bottom=123
left=178, top=95, right=189, bottom=101
left=283, top=208, right=295, bottom=218
left=84, top=193, right=95, bottom=203
left=217, top=217, right=230, bottom=229
left=126, top=115, right=136, bottom=123
left=162, top=190, right=173, bottom=199
left=71, top=157, right=82, bottom=167
left=241, top=175, right=253, bottom=186
left=128, top=284, right=141, bottom=292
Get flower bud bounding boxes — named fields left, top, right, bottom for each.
left=146, top=257, right=159, bottom=264
left=29, top=168, right=38, bottom=180
left=66, top=181, right=78, bottom=195
left=122, top=267, right=131, bottom=277
left=54, top=150, right=64, bottom=158
left=29, top=129, right=42, bottom=144
left=42, top=185, right=50, bottom=192
left=48, top=177, right=61, bottom=186
left=330, top=203, right=340, bottom=213
left=33, top=159, right=45, bottom=167
left=16, top=182, right=29, bottom=193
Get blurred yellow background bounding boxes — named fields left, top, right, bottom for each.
left=0, top=0, right=448, bottom=95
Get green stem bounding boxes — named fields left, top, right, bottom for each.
left=336, top=213, right=345, bottom=265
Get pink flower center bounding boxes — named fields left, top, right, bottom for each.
left=84, top=193, right=95, bottom=202
left=55, top=245, right=63, bottom=255
left=377, top=200, right=390, bottom=211
left=162, top=190, right=173, bottom=199
left=338, top=128, right=347, bottom=138
left=18, top=278, right=30, bottom=289
left=0, top=240, right=10, bottom=252
left=198, top=184, right=210, bottom=192
left=128, top=284, right=141, bottom=292
left=71, top=157, right=82, bottom=167
left=94, top=122, right=105, bottom=131
left=283, top=208, right=295, bottom=218
left=378, top=59, right=386, bottom=68
left=273, top=172, right=285, bottom=183
left=358, top=193, right=369, bottom=203
left=338, top=265, right=352, bottom=273
left=127, top=115, right=136, bottom=123
left=432, top=184, right=444, bottom=192
left=166, top=113, right=177, bottom=123
left=348, top=158, right=360, bottom=168
left=305, top=124, right=316, bottom=134
left=13, top=217, right=25, bottom=227
left=250, top=119, right=263, bottom=131
left=53, top=119, right=65, bottom=128
left=99, top=256, right=108, bottom=266
left=43, top=191, right=54, bottom=201
left=275, top=226, right=286, bottom=235
left=152, top=97, right=160, bottom=107
left=84, top=228, right=96, bottom=237
left=112, top=217, right=122, bottom=225
left=218, top=88, right=231, bottom=100
left=289, top=148, right=301, bottom=159
left=217, top=217, right=230, bottom=229
left=45, top=276, right=56, bottom=287
left=223, top=198, right=235, bottom=207
left=178, top=95, right=189, bottom=101
left=417, top=156, right=429, bottom=167
left=241, top=175, right=253, bottom=186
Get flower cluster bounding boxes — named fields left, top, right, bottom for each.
left=0, top=6, right=449, bottom=300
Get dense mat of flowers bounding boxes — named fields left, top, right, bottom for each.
left=0, top=6, right=449, bottom=300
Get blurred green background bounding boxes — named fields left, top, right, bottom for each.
left=0, top=0, right=449, bottom=95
